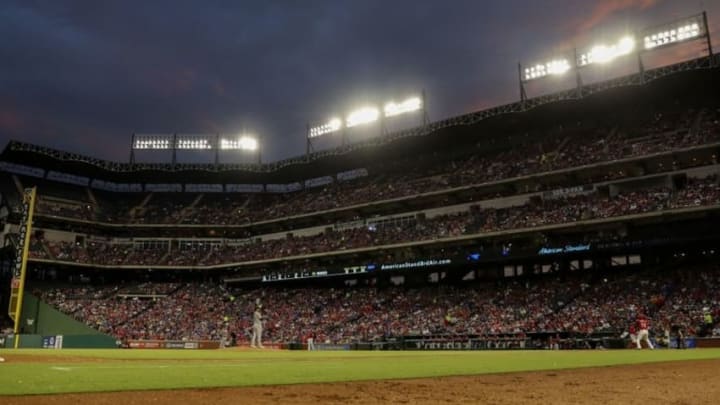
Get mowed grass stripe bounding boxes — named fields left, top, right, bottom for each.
left=0, top=349, right=719, bottom=395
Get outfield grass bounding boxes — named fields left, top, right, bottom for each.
left=0, top=348, right=719, bottom=395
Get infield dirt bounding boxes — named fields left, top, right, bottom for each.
left=1, top=357, right=719, bottom=404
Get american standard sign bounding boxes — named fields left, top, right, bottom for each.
left=538, top=244, right=591, bottom=255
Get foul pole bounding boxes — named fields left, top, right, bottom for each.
left=8, top=187, right=37, bottom=349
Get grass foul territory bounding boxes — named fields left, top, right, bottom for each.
left=0, top=348, right=719, bottom=396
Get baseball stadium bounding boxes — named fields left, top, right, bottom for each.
left=2, top=3, right=720, bottom=404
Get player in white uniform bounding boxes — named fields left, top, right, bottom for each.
left=307, top=332, right=316, bottom=351
left=251, top=305, right=264, bottom=348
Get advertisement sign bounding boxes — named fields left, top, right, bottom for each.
left=42, top=335, right=63, bottom=349
left=127, top=340, right=220, bottom=349
left=538, top=244, right=591, bottom=255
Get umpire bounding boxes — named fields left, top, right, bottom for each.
left=671, top=323, right=685, bottom=349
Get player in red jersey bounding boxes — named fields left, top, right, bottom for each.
left=635, top=314, right=654, bottom=349
left=628, top=324, right=638, bottom=347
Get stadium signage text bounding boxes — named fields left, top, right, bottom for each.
left=380, top=259, right=452, bottom=270
left=538, top=244, right=591, bottom=255
left=544, top=185, right=594, bottom=199
left=262, top=270, right=330, bottom=282
left=127, top=340, right=219, bottom=349
left=13, top=190, right=32, bottom=279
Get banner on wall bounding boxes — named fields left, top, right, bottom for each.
left=42, top=335, right=63, bottom=349
left=127, top=340, right=220, bottom=349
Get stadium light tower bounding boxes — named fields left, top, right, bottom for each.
left=518, top=11, right=713, bottom=102
left=384, top=96, right=422, bottom=117
left=130, top=133, right=262, bottom=166
left=381, top=92, right=429, bottom=135
left=219, top=135, right=261, bottom=164
left=306, top=91, right=429, bottom=158
left=346, top=106, right=380, bottom=127
left=307, top=117, right=345, bottom=156
left=637, top=12, right=713, bottom=79
left=642, top=13, right=708, bottom=52
left=129, top=134, right=174, bottom=163
left=577, top=36, right=636, bottom=66
left=308, top=118, right=343, bottom=138
left=519, top=56, right=576, bottom=101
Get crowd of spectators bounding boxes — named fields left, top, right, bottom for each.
left=28, top=177, right=720, bottom=267
left=30, top=106, right=720, bottom=225
left=38, top=265, right=720, bottom=344
left=40, top=283, right=182, bottom=335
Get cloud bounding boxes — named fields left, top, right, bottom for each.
left=571, top=0, right=658, bottom=33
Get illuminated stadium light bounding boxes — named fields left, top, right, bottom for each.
left=523, top=59, right=571, bottom=81
left=346, top=106, right=380, bottom=127
left=220, top=136, right=258, bottom=151
left=309, top=118, right=343, bottom=138
left=578, top=36, right=635, bottom=66
left=517, top=12, right=711, bottom=104
left=176, top=136, right=213, bottom=150
left=643, top=16, right=704, bottom=50
left=384, top=96, right=422, bottom=117
left=133, top=135, right=172, bottom=150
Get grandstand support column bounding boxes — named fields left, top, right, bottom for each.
left=703, top=11, right=714, bottom=63
left=518, top=63, right=527, bottom=104
left=573, top=48, right=583, bottom=98
left=171, top=133, right=178, bottom=168
left=421, top=89, right=430, bottom=125
left=215, top=133, right=220, bottom=168
left=306, top=124, right=313, bottom=162
left=637, top=51, right=646, bottom=85
left=129, top=133, right=136, bottom=164
left=257, top=136, right=262, bottom=164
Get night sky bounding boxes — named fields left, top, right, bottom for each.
left=1, top=0, right=719, bottom=164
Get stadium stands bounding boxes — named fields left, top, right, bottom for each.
left=27, top=176, right=720, bottom=266
left=24, top=105, right=720, bottom=226
left=36, top=264, right=720, bottom=344
left=3, top=64, right=720, bottom=351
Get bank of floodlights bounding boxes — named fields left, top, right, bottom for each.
left=306, top=93, right=427, bottom=155
left=130, top=133, right=261, bottom=165
left=132, top=135, right=173, bottom=150
left=384, top=96, right=422, bottom=117
left=176, top=135, right=213, bottom=150
left=309, top=97, right=422, bottom=135
left=577, top=36, right=636, bottom=66
left=642, top=14, right=706, bottom=50
left=524, top=59, right=572, bottom=81
left=519, top=11, right=713, bottom=102
left=346, top=106, right=380, bottom=128
left=308, top=118, right=342, bottom=138
left=220, top=136, right=258, bottom=151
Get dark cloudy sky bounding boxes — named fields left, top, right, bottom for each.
left=1, top=0, right=718, bottom=164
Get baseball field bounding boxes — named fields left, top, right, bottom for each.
left=1, top=348, right=719, bottom=404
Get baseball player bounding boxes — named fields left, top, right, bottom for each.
left=250, top=305, right=264, bottom=349
left=622, top=324, right=638, bottom=348
left=307, top=331, right=316, bottom=351
left=635, top=314, right=654, bottom=349
left=672, top=323, right=686, bottom=349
